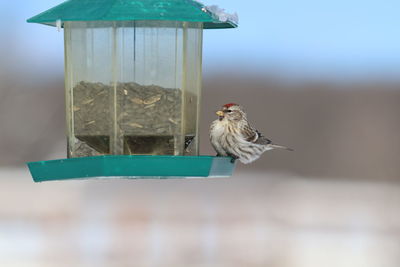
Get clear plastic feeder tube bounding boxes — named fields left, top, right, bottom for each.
left=64, top=21, right=203, bottom=157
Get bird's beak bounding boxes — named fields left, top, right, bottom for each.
left=216, top=110, right=224, bottom=120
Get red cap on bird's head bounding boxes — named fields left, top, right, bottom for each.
left=223, top=103, right=238, bottom=108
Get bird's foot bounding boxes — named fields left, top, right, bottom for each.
left=227, top=153, right=239, bottom=163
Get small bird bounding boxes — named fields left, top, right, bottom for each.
left=210, top=103, right=293, bottom=164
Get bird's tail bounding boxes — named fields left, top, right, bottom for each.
left=270, top=144, right=294, bottom=151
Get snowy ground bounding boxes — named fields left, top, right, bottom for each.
left=0, top=168, right=400, bottom=267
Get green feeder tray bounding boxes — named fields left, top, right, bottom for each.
left=27, top=155, right=236, bottom=182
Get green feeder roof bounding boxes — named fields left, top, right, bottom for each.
left=27, top=0, right=238, bottom=29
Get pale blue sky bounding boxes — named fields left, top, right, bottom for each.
left=2, top=0, right=400, bottom=81
left=201, top=0, right=400, bottom=80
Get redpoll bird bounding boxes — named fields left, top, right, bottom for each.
left=210, top=103, right=293, bottom=164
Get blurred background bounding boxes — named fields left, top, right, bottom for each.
left=1, top=0, right=400, bottom=266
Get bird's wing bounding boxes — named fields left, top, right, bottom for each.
left=241, top=125, right=272, bottom=145
left=253, top=130, right=273, bottom=145
left=241, top=125, right=259, bottom=143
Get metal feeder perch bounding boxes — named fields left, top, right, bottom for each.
left=26, top=0, right=238, bottom=182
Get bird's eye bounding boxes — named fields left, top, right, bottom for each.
left=226, top=110, right=232, bottom=113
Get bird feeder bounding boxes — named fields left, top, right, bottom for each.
left=27, top=0, right=238, bottom=182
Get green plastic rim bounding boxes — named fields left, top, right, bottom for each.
left=27, top=155, right=236, bottom=182
left=27, top=0, right=238, bottom=29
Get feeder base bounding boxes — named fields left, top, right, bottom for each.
left=27, top=155, right=236, bottom=182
